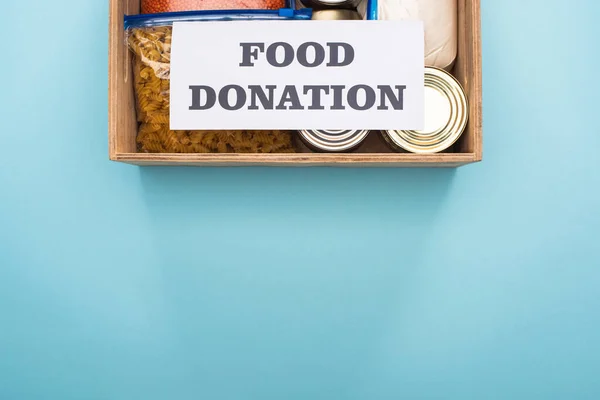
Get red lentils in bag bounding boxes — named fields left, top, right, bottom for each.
left=142, top=0, right=286, bottom=14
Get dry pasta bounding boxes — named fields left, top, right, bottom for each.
left=137, top=124, right=296, bottom=153
left=127, top=26, right=296, bottom=153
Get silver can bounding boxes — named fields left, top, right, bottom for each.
left=383, top=66, right=469, bottom=154
left=301, top=0, right=363, bottom=11
left=301, top=5, right=365, bottom=152
left=299, top=129, right=370, bottom=152
left=311, top=9, right=362, bottom=20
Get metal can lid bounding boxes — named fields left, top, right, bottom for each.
left=311, top=9, right=362, bottom=20
left=303, top=0, right=360, bottom=9
left=386, top=66, right=469, bottom=154
left=299, top=129, right=370, bottom=152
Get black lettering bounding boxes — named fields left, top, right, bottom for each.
left=266, top=42, right=294, bottom=67
left=248, top=85, right=276, bottom=110
left=239, top=43, right=265, bottom=67
left=218, top=85, right=247, bottom=111
left=378, top=85, right=406, bottom=110
left=297, top=42, right=326, bottom=67
left=330, top=85, right=346, bottom=110
left=348, top=85, right=376, bottom=110
left=326, top=42, right=355, bottom=67
left=303, top=86, right=330, bottom=110
left=276, top=85, right=304, bottom=110
left=189, top=85, right=216, bottom=110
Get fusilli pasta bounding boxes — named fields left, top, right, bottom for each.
left=127, top=26, right=296, bottom=153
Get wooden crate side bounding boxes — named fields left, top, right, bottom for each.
left=471, top=0, right=483, bottom=161
left=454, top=0, right=482, bottom=160
left=108, top=0, right=139, bottom=159
left=113, top=152, right=478, bottom=167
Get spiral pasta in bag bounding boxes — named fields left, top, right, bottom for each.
left=124, top=8, right=310, bottom=153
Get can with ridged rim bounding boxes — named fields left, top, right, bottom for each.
left=301, top=0, right=363, bottom=11
left=383, top=66, right=469, bottom=154
left=300, top=7, right=365, bottom=152
left=299, top=129, right=370, bottom=152
left=311, top=9, right=362, bottom=20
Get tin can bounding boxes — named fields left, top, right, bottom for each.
left=299, top=129, right=370, bottom=152
left=302, top=4, right=365, bottom=152
left=383, top=66, right=469, bottom=154
left=311, top=9, right=362, bottom=20
left=301, top=0, right=363, bottom=11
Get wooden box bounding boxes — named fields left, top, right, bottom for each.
left=108, top=0, right=482, bottom=167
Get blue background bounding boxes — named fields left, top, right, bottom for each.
left=2, top=0, right=599, bottom=399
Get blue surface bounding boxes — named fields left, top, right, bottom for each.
left=2, top=1, right=600, bottom=399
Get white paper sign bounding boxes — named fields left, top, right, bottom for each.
left=170, top=20, right=424, bottom=130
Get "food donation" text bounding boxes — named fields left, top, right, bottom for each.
left=188, top=41, right=407, bottom=112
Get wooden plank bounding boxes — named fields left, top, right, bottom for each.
left=469, top=0, right=483, bottom=161
left=114, top=152, right=478, bottom=167
left=122, top=161, right=471, bottom=167
left=108, top=0, right=139, bottom=158
left=454, top=0, right=483, bottom=159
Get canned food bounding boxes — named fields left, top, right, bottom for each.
left=312, top=9, right=362, bottom=20
left=384, top=66, right=468, bottom=154
left=301, top=0, right=363, bottom=11
left=299, top=129, right=370, bottom=152
left=301, top=6, right=366, bottom=153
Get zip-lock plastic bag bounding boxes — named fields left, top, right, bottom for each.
left=125, top=7, right=311, bottom=153
left=143, top=0, right=288, bottom=14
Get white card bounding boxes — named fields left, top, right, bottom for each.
left=170, top=20, right=424, bottom=130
